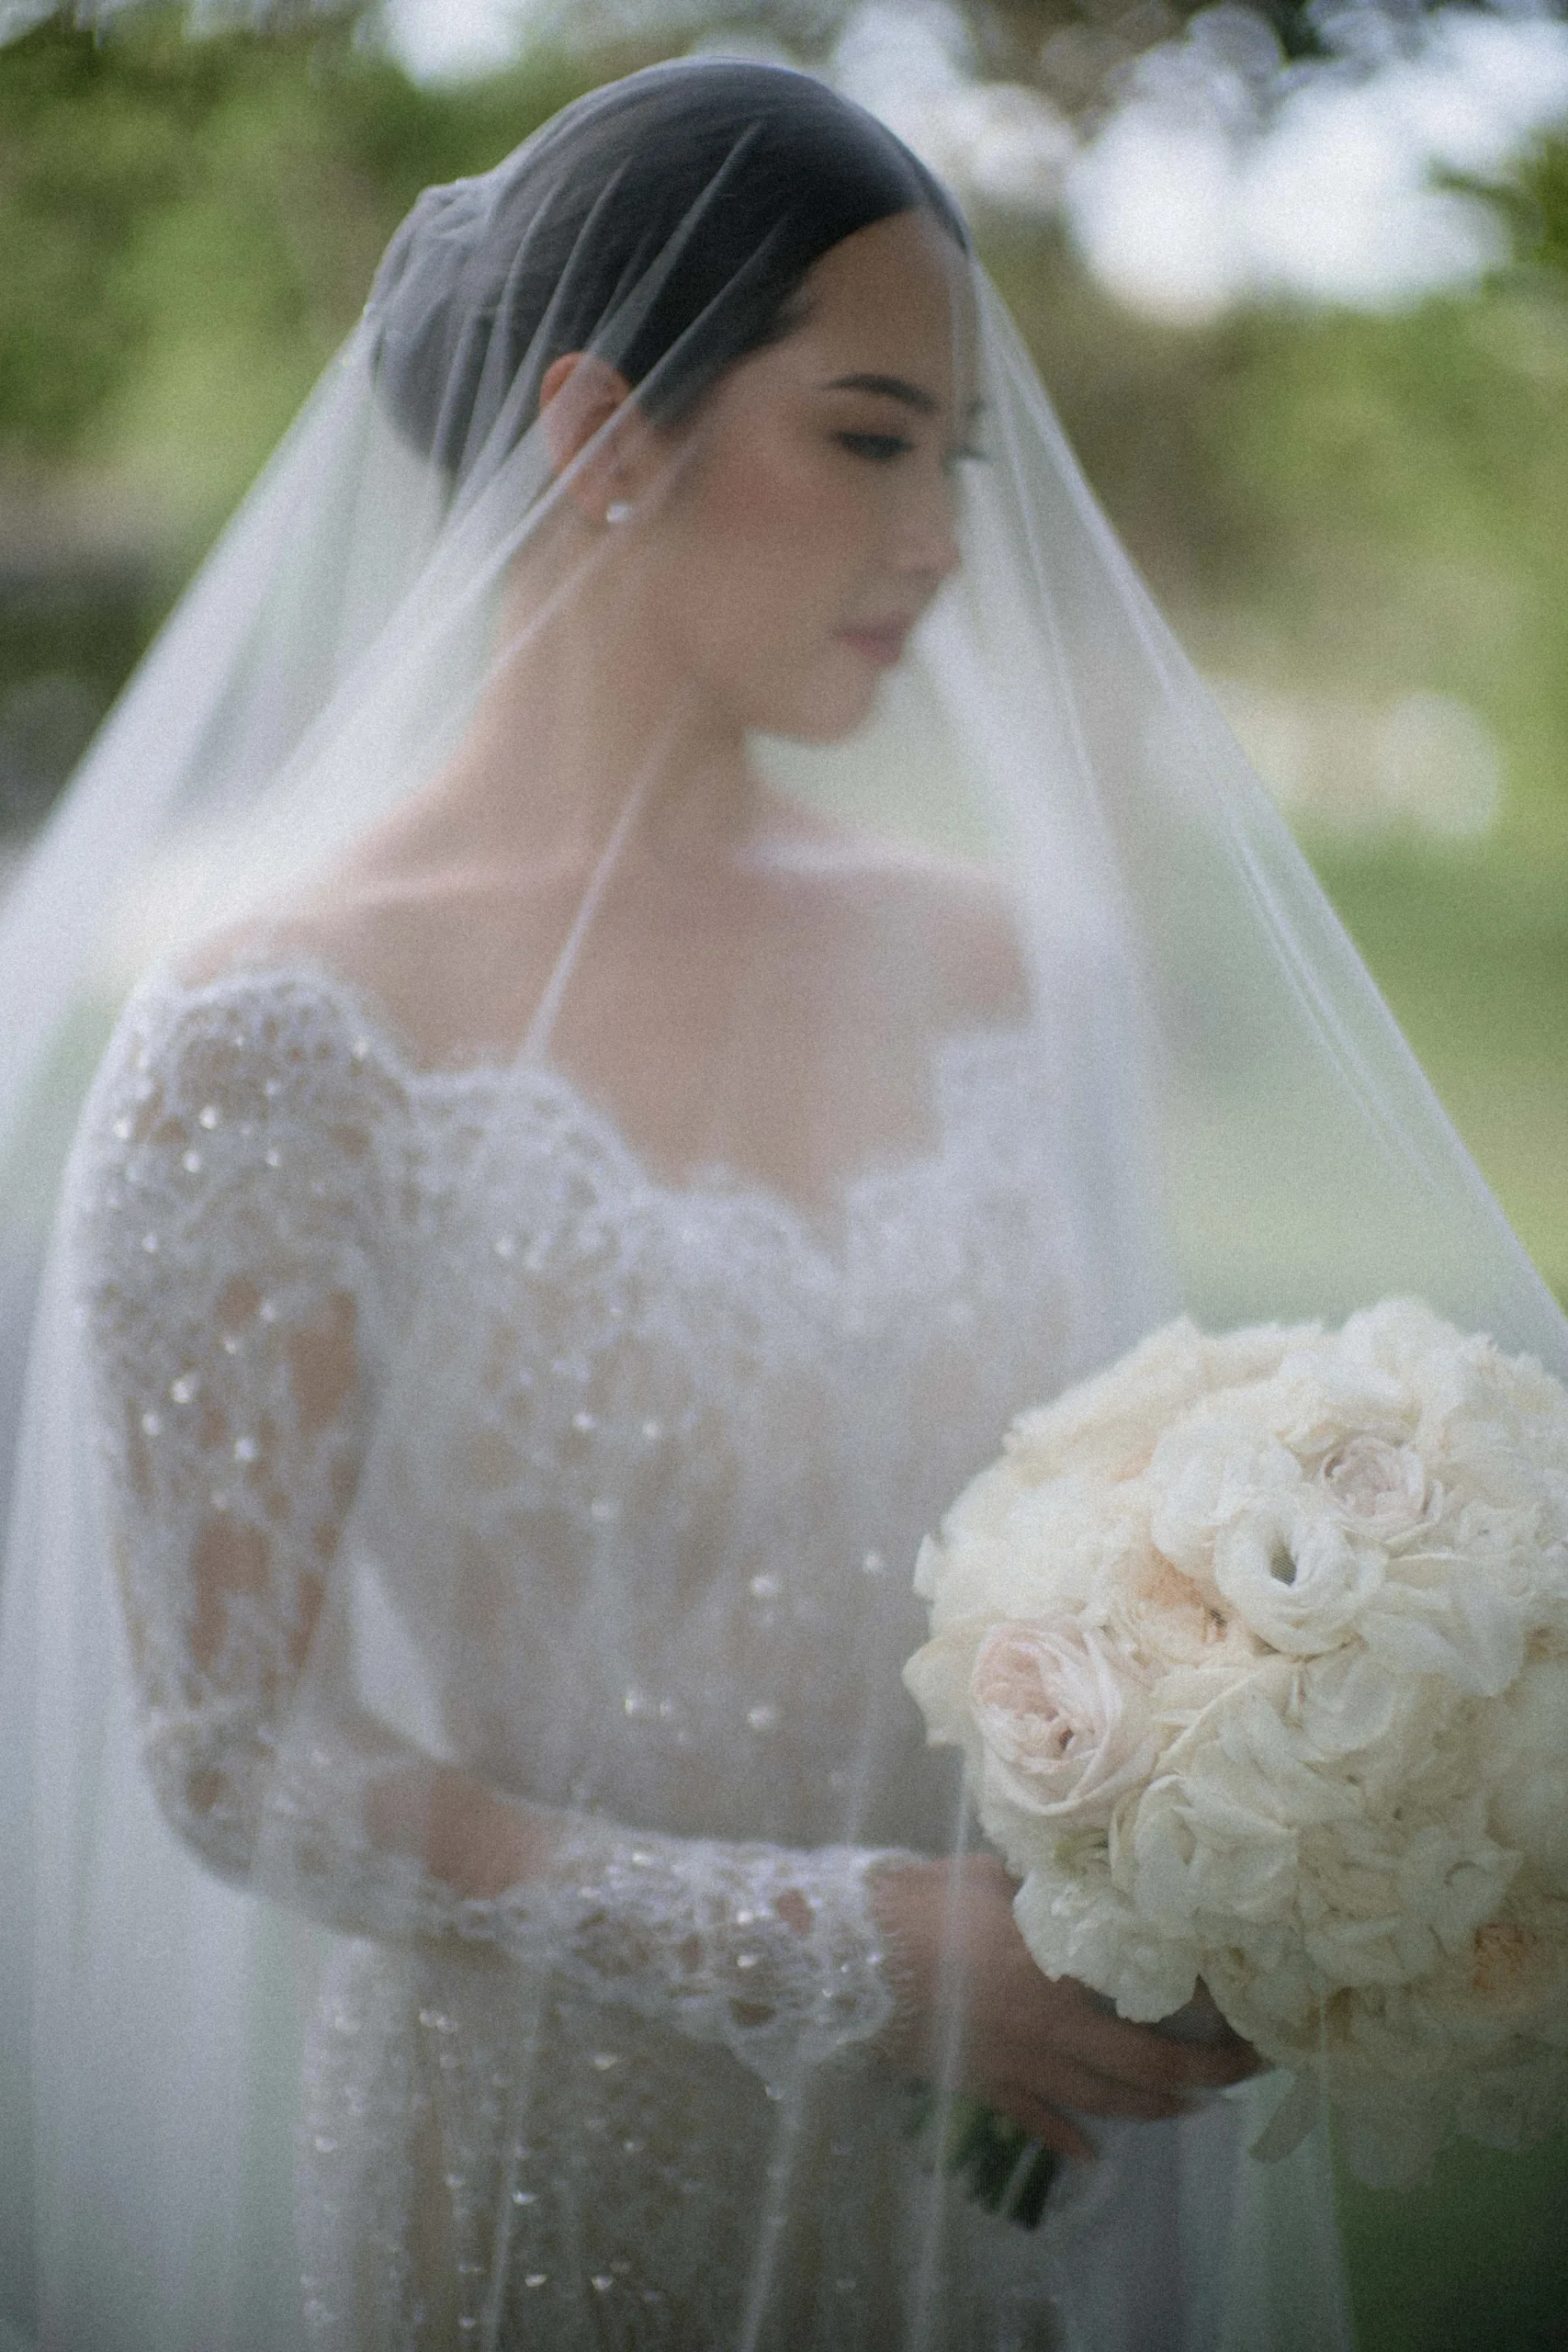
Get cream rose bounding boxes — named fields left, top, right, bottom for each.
left=969, top=1618, right=1160, bottom=1831
left=1318, top=1434, right=1432, bottom=1544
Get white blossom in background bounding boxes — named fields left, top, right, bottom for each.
left=378, top=0, right=544, bottom=83
left=1065, top=3, right=1568, bottom=321
left=820, top=0, right=1568, bottom=314
left=829, top=0, right=1076, bottom=212
left=15, top=0, right=1558, bottom=315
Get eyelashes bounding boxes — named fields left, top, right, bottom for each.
left=835, top=432, right=914, bottom=463
left=834, top=432, right=990, bottom=469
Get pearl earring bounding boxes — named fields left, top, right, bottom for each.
left=604, top=500, right=634, bottom=526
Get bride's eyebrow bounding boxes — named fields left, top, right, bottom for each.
left=822, top=375, right=988, bottom=428
left=823, top=373, right=940, bottom=414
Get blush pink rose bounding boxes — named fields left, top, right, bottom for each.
left=970, top=1618, right=1160, bottom=1829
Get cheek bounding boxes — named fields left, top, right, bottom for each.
left=646, top=432, right=887, bottom=738
left=683, top=438, right=872, bottom=632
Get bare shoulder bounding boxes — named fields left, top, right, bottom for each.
left=168, top=877, right=445, bottom=1064
left=172, top=894, right=406, bottom=1018
left=172, top=850, right=581, bottom=1069
left=175, top=910, right=354, bottom=992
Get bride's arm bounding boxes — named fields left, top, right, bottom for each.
left=77, top=972, right=1252, bottom=2125
left=72, top=975, right=915, bottom=2088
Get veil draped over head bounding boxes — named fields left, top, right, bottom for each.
left=0, top=55, right=1562, bottom=2352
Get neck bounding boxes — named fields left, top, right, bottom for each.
left=415, top=519, right=761, bottom=882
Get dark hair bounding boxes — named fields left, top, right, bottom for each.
left=368, top=60, right=969, bottom=478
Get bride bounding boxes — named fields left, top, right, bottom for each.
left=11, top=51, right=1558, bottom=2352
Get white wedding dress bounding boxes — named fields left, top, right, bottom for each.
left=67, top=957, right=1259, bottom=2352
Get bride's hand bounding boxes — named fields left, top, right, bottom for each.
left=869, top=1853, right=1263, bottom=2164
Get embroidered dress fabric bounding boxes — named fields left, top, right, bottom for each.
left=0, top=56, right=1562, bottom=2352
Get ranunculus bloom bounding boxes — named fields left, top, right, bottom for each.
left=969, top=1617, right=1158, bottom=1828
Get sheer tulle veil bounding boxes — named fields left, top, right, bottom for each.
left=0, top=54, right=1562, bottom=2352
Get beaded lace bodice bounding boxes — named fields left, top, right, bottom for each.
left=73, top=961, right=1097, bottom=2345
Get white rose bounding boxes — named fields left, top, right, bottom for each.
left=1395, top=1811, right=1517, bottom=1958
left=1318, top=1435, right=1432, bottom=1546
left=1266, top=1351, right=1407, bottom=1460
left=1105, top=1555, right=1259, bottom=1672
left=1201, top=1672, right=1364, bottom=1826
left=1002, top=1317, right=1314, bottom=1490
left=1337, top=1297, right=1466, bottom=1395
left=913, top=1468, right=1149, bottom=1631
left=1213, top=1500, right=1385, bottom=1654
left=1003, top=1319, right=1214, bottom=1488
left=1292, top=1794, right=1515, bottom=1993
left=1131, top=1671, right=1361, bottom=1929
left=1294, top=1643, right=1407, bottom=1758
left=969, top=1618, right=1160, bottom=1831
left=1201, top=1932, right=1319, bottom=2052
left=1459, top=1897, right=1568, bottom=2032
left=902, top=1620, right=986, bottom=1758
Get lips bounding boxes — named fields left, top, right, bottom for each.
left=838, top=621, right=912, bottom=668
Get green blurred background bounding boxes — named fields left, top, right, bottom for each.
left=1, top=6, right=1564, bottom=2344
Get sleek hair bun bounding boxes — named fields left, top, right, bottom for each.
left=367, top=60, right=968, bottom=478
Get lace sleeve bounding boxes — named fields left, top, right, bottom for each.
left=73, top=974, right=406, bottom=1883
left=466, top=1826, right=911, bottom=2091
left=73, top=973, right=913, bottom=2086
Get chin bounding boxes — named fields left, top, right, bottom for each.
left=750, top=672, right=885, bottom=746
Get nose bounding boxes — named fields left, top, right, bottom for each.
left=897, top=467, right=964, bottom=587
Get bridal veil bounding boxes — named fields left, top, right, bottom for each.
left=0, top=56, right=1562, bottom=2352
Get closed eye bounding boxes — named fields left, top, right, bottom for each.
left=836, top=431, right=914, bottom=463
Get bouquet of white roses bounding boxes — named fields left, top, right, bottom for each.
left=904, top=1299, right=1568, bottom=2188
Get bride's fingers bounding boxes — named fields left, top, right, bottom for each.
left=979, top=2087, right=1100, bottom=2165
left=1018, top=2059, right=1193, bottom=2123
left=1045, top=2000, right=1258, bottom=2098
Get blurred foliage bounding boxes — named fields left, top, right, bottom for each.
left=0, top=10, right=587, bottom=496
left=982, top=154, right=1568, bottom=1315
left=406, top=0, right=1445, bottom=91
left=987, top=164, right=1568, bottom=804
left=1527, top=130, right=1568, bottom=275
left=1338, top=2121, right=1568, bottom=2352
left=0, top=8, right=590, bottom=822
